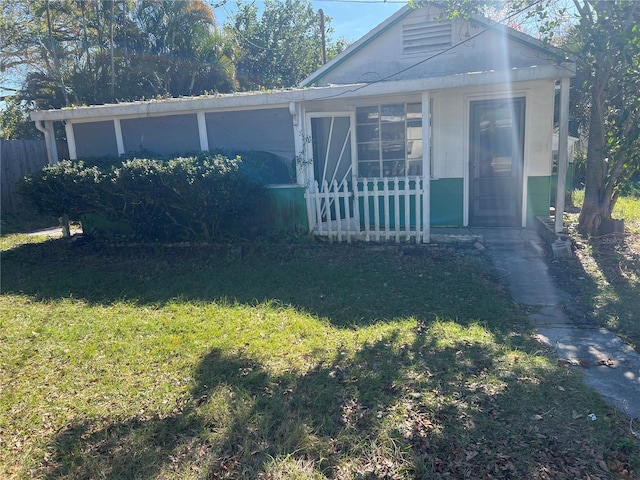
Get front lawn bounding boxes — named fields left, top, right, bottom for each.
left=1, top=234, right=637, bottom=479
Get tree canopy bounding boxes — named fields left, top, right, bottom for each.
left=0, top=0, right=237, bottom=110
left=1, top=0, right=346, bottom=139
left=226, top=0, right=346, bottom=90
left=0, top=96, right=42, bottom=140
left=568, top=1, right=640, bottom=235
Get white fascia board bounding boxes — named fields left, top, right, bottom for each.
left=302, top=62, right=575, bottom=102
left=30, top=93, right=296, bottom=122
left=28, top=90, right=333, bottom=122
left=30, top=62, right=575, bottom=123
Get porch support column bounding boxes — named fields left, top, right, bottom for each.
left=34, top=120, right=59, bottom=165
left=114, top=118, right=125, bottom=156
left=197, top=111, right=209, bottom=151
left=555, top=77, right=570, bottom=233
left=422, top=91, right=431, bottom=243
left=289, top=102, right=305, bottom=186
left=64, top=121, right=77, bottom=160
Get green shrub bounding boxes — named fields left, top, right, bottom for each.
left=18, top=153, right=265, bottom=242
left=17, top=160, right=106, bottom=219
left=219, top=150, right=294, bottom=184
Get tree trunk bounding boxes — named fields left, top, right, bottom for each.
left=578, top=51, right=612, bottom=236
left=109, top=0, right=115, bottom=101
left=45, top=0, right=70, bottom=106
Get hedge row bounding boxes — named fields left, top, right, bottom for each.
left=18, top=153, right=270, bottom=242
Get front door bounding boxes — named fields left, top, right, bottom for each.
left=469, top=98, right=525, bottom=226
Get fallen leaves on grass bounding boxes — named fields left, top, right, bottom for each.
left=557, top=358, right=591, bottom=368
left=597, top=358, right=616, bottom=368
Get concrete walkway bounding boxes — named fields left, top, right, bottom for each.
left=466, top=227, right=640, bottom=421
left=27, top=225, right=83, bottom=237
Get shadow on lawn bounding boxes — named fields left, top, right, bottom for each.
left=548, top=232, right=640, bottom=348
left=0, top=237, right=515, bottom=329
left=40, top=330, right=573, bottom=479
left=583, top=235, right=640, bottom=347
left=7, top=238, right=636, bottom=478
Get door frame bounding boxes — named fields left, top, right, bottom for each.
left=304, top=111, right=358, bottom=229
left=464, top=94, right=528, bottom=227
left=304, top=111, right=357, bottom=192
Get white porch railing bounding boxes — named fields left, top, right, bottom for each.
left=305, top=176, right=425, bottom=243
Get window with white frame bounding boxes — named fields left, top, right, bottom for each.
left=356, top=103, right=423, bottom=178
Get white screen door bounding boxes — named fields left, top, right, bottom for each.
left=309, top=114, right=355, bottom=221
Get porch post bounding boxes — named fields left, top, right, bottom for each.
left=422, top=91, right=431, bottom=243
left=64, top=121, right=77, bottom=160
left=34, top=121, right=54, bottom=164
left=197, top=111, right=209, bottom=151
left=114, top=118, right=125, bottom=156
left=289, top=102, right=305, bottom=186
left=555, top=77, right=570, bottom=233
left=45, top=121, right=58, bottom=164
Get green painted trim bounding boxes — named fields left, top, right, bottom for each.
left=263, top=186, right=308, bottom=232
left=353, top=178, right=464, bottom=228
left=526, top=176, right=551, bottom=227
left=301, top=8, right=413, bottom=87
left=550, top=164, right=575, bottom=205
left=356, top=178, right=422, bottom=228
left=431, top=178, right=464, bottom=226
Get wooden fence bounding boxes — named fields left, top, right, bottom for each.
left=305, top=176, right=426, bottom=243
left=1, top=139, right=68, bottom=216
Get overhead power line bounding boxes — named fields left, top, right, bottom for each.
left=308, top=0, right=554, bottom=100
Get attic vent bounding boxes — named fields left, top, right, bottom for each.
left=403, top=20, right=452, bottom=54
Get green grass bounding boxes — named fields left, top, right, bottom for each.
left=572, top=189, right=640, bottom=231
left=563, top=191, right=640, bottom=350
left=614, top=196, right=640, bottom=231
left=1, top=234, right=638, bottom=479
left=0, top=213, right=59, bottom=236
left=0, top=233, right=50, bottom=251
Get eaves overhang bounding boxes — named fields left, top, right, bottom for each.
left=30, top=91, right=298, bottom=122
left=31, top=62, right=575, bottom=123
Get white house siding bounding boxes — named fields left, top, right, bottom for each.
left=73, top=120, right=119, bottom=158
left=297, top=3, right=566, bottom=229
left=299, top=79, right=555, bottom=227
left=522, top=80, right=556, bottom=177
left=205, top=108, right=296, bottom=165
left=427, top=79, right=555, bottom=226
left=430, top=80, right=556, bottom=180
left=121, top=113, right=200, bottom=155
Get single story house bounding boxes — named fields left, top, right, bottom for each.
left=30, top=3, right=575, bottom=242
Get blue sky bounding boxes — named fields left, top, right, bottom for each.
left=214, top=0, right=405, bottom=43
left=312, top=0, right=405, bottom=42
